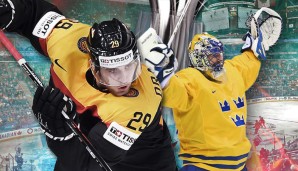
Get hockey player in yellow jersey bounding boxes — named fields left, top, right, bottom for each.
left=144, top=26, right=275, bottom=170
left=0, top=0, right=177, bottom=170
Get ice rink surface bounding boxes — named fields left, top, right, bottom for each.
left=247, top=101, right=298, bottom=137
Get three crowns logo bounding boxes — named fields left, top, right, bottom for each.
left=233, top=97, right=244, bottom=108
left=219, top=100, right=230, bottom=112
left=219, top=96, right=245, bottom=112
left=231, top=114, right=245, bottom=127
left=218, top=96, right=246, bottom=127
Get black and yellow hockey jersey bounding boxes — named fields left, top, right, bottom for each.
left=1, top=0, right=177, bottom=170
left=163, top=51, right=261, bottom=171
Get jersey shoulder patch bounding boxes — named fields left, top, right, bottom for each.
left=32, top=11, right=65, bottom=39
left=77, top=37, right=89, bottom=54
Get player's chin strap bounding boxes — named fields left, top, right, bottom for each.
left=0, top=0, right=15, bottom=30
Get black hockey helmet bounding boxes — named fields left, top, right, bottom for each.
left=86, top=18, right=141, bottom=86
left=87, top=18, right=138, bottom=67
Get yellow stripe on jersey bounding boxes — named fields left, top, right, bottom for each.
left=163, top=51, right=260, bottom=171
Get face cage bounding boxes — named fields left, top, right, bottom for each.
left=206, top=53, right=224, bottom=73
left=93, top=55, right=141, bottom=87
left=190, top=49, right=224, bottom=71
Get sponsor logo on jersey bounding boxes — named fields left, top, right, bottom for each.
left=123, top=88, right=139, bottom=97
left=103, top=122, right=139, bottom=150
left=54, top=59, right=67, bottom=72
left=33, top=11, right=65, bottom=39
left=77, top=37, right=89, bottom=54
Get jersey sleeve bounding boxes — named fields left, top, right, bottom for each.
left=1, top=0, right=63, bottom=55
left=162, top=69, right=199, bottom=111
left=46, top=137, right=92, bottom=170
left=226, top=50, right=261, bottom=90
left=46, top=112, right=127, bottom=169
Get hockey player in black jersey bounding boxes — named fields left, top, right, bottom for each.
left=0, top=0, right=177, bottom=170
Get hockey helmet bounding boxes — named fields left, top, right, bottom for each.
left=87, top=18, right=141, bottom=86
left=188, top=33, right=224, bottom=77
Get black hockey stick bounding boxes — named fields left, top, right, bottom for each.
left=0, top=30, right=112, bottom=171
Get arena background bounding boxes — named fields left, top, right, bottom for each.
left=0, top=0, right=297, bottom=170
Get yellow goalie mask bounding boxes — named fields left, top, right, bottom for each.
left=188, top=33, right=225, bottom=81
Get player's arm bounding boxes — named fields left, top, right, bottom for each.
left=47, top=119, right=127, bottom=169
left=227, top=23, right=268, bottom=90
left=138, top=28, right=178, bottom=88
left=31, top=86, right=90, bottom=169
left=32, top=85, right=127, bottom=167
left=0, top=0, right=64, bottom=54
left=226, top=51, right=261, bottom=90
left=162, top=71, right=197, bottom=111
left=145, top=43, right=178, bottom=88
left=141, top=38, right=196, bottom=110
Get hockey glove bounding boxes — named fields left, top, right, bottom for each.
left=145, top=44, right=177, bottom=88
left=241, top=30, right=268, bottom=60
left=0, top=0, right=15, bottom=29
left=32, top=86, right=79, bottom=141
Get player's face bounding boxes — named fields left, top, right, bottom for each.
left=207, top=52, right=223, bottom=70
left=98, top=58, right=141, bottom=87
left=105, top=84, right=132, bottom=97
left=91, top=58, right=141, bottom=96
left=92, top=67, right=133, bottom=96
left=205, top=52, right=226, bottom=82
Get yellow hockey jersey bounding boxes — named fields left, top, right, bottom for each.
left=39, top=19, right=176, bottom=170
left=163, top=51, right=261, bottom=171
left=46, top=19, right=163, bottom=134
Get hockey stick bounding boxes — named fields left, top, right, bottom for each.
left=167, top=0, right=206, bottom=47
left=0, top=30, right=112, bottom=171
left=167, top=0, right=191, bottom=47
left=193, top=0, right=206, bottom=20
left=137, top=0, right=206, bottom=67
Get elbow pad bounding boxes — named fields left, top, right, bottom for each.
left=1, top=0, right=63, bottom=37
left=0, top=0, right=15, bottom=29
left=1, top=0, right=64, bottom=54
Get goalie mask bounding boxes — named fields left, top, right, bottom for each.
left=188, top=33, right=225, bottom=81
left=87, top=18, right=141, bottom=86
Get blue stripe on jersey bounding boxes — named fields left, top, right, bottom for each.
left=183, top=160, right=246, bottom=170
left=180, top=165, right=208, bottom=171
left=181, top=163, right=248, bottom=171
left=179, top=153, right=249, bottom=161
